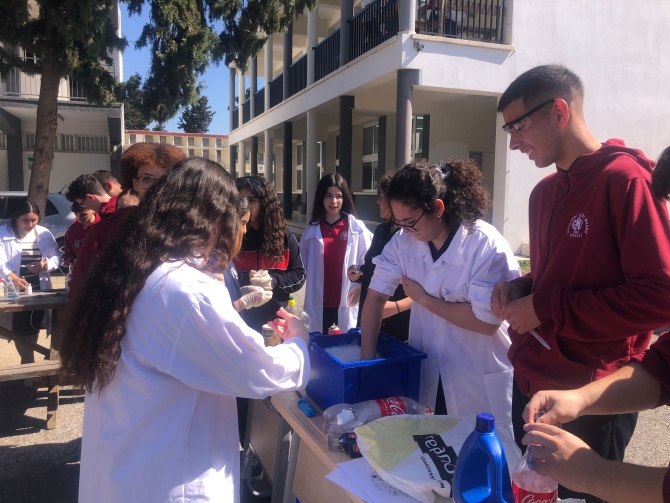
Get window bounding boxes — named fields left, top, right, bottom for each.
left=77, top=135, right=108, bottom=152
left=216, top=138, right=223, bottom=148
left=188, top=137, right=194, bottom=146
left=361, top=124, right=380, bottom=191
left=188, top=148, right=195, bottom=157
left=0, top=133, right=6, bottom=149
left=296, top=144, right=303, bottom=166
left=317, top=142, right=324, bottom=180
left=61, top=134, right=75, bottom=152
left=362, top=124, right=379, bottom=156
left=203, top=138, right=210, bottom=147
left=174, top=136, right=183, bottom=146
left=203, top=149, right=210, bottom=159
left=216, top=150, right=222, bottom=162
left=130, top=134, right=137, bottom=144
left=411, top=115, right=424, bottom=159
left=362, top=161, right=379, bottom=191
left=245, top=151, right=249, bottom=162
left=160, top=136, right=166, bottom=144
left=25, top=133, right=35, bottom=150
left=145, top=135, right=153, bottom=143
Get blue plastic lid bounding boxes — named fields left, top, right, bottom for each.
left=475, top=413, right=495, bottom=433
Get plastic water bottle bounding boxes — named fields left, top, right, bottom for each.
left=286, top=295, right=311, bottom=330
left=323, top=397, right=433, bottom=450
left=511, top=446, right=558, bottom=503
left=6, top=278, right=19, bottom=299
left=452, top=413, right=513, bottom=503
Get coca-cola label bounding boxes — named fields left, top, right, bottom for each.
left=413, top=434, right=458, bottom=487
left=375, top=397, right=407, bottom=417
left=512, top=482, right=557, bottom=503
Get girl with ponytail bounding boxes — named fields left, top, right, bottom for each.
left=360, top=160, right=520, bottom=427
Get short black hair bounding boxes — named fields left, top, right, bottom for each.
left=93, top=170, right=119, bottom=185
left=498, top=64, right=585, bottom=113
left=65, top=174, right=106, bottom=202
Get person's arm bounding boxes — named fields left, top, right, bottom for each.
left=382, top=297, right=412, bottom=319
left=40, top=231, right=62, bottom=272
left=509, top=272, right=534, bottom=296
left=360, top=288, right=389, bottom=359
left=269, top=232, right=306, bottom=295
left=523, top=423, right=667, bottom=503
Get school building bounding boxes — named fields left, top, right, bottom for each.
left=123, top=131, right=230, bottom=167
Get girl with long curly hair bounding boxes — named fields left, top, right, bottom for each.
left=234, top=176, right=305, bottom=333
left=60, top=158, right=310, bottom=502
left=300, top=173, right=373, bottom=334
left=360, top=160, right=519, bottom=427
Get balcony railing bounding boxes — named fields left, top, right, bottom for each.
left=254, top=87, right=265, bottom=117
left=269, top=74, right=283, bottom=108
left=314, top=29, right=341, bottom=82
left=288, top=55, right=308, bottom=97
left=416, top=0, right=505, bottom=43
left=232, top=109, right=239, bottom=129
left=350, top=0, right=399, bottom=60
left=242, top=99, right=250, bottom=124
left=0, top=67, right=91, bottom=101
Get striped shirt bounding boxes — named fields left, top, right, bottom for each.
left=19, top=229, right=41, bottom=290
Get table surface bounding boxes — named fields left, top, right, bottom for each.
left=0, top=290, right=68, bottom=312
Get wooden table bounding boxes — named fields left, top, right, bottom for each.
left=0, top=290, right=68, bottom=429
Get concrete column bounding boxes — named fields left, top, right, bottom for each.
left=0, top=109, right=24, bottom=190
left=307, top=7, right=318, bottom=86
left=238, top=69, right=245, bottom=127
left=338, top=96, right=355, bottom=185
left=264, top=36, right=273, bottom=111
left=399, top=0, right=417, bottom=33
left=282, top=122, right=293, bottom=219
left=340, top=0, right=353, bottom=66
left=238, top=140, right=246, bottom=176
left=264, top=130, right=273, bottom=184
left=283, top=22, right=293, bottom=100
left=306, top=110, right=318, bottom=220
left=492, top=110, right=509, bottom=234
left=250, top=136, right=258, bottom=176
left=378, top=116, right=387, bottom=173
left=230, top=145, right=237, bottom=178
left=394, top=69, right=419, bottom=168
left=250, top=57, right=257, bottom=119
left=229, top=67, right=236, bottom=130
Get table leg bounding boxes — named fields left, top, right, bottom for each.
left=282, top=433, right=301, bottom=503
left=48, top=308, right=64, bottom=361
left=270, top=417, right=293, bottom=503
left=46, top=374, right=60, bottom=429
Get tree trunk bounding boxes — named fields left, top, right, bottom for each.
left=27, top=9, right=60, bottom=220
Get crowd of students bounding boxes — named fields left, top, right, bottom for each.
left=0, top=62, right=667, bottom=502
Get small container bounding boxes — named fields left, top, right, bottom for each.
left=328, top=323, right=341, bottom=335
left=261, top=324, right=282, bottom=347
left=26, top=285, right=32, bottom=295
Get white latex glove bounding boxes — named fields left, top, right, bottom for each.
left=239, top=285, right=273, bottom=309
left=249, top=269, right=275, bottom=291
left=346, top=283, right=362, bottom=307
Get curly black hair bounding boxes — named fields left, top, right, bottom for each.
left=61, top=158, right=240, bottom=392
left=387, top=160, right=491, bottom=228
left=652, top=146, right=670, bottom=200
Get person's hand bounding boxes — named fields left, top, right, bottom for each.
left=249, top=270, right=275, bottom=291
left=524, top=389, right=588, bottom=425
left=522, top=423, right=603, bottom=494
left=238, top=285, right=272, bottom=310
left=491, top=281, right=524, bottom=319
left=26, top=260, right=46, bottom=274
left=346, top=283, right=362, bottom=307
left=347, top=265, right=363, bottom=282
left=400, top=275, right=429, bottom=306
left=268, top=308, right=309, bottom=345
left=10, top=275, right=31, bottom=291
left=501, top=294, right=541, bottom=334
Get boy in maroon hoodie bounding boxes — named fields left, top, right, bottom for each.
left=491, top=65, right=670, bottom=503
left=62, top=203, right=100, bottom=266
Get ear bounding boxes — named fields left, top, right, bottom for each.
left=434, top=199, right=445, bottom=217
left=103, top=181, right=112, bottom=192
left=554, top=99, right=570, bottom=128
left=85, top=194, right=96, bottom=201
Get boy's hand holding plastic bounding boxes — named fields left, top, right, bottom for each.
left=268, top=308, right=309, bottom=345
left=239, top=285, right=273, bottom=309
left=249, top=269, right=275, bottom=291
left=523, top=388, right=588, bottom=425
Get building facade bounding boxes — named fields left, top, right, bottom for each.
left=123, top=131, right=230, bottom=168
left=228, top=0, right=670, bottom=252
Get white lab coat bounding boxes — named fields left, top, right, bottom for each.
left=369, top=220, right=519, bottom=427
left=300, top=213, right=373, bottom=333
left=79, top=260, right=310, bottom=503
left=0, top=222, right=61, bottom=290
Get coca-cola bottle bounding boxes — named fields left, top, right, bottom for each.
left=323, top=397, right=433, bottom=450
left=511, top=445, right=558, bottom=503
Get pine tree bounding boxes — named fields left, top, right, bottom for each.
left=123, top=74, right=149, bottom=131
left=152, top=123, right=166, bottom=132
left=178, top=96, right=215, bottom=134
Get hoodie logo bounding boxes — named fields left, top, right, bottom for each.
left=568, top=213, right=589, bottom=238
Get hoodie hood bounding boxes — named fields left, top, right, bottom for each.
left=570, top=138, right=656, bottom=177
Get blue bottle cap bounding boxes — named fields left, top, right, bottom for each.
left=475, top=413, right=495, bottom=432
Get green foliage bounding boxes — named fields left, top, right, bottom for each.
left=122, top=74, right=150, bottom=130
left=178, top=95, right=215, bottom=134
left=152, top=122, right=166, bottom=131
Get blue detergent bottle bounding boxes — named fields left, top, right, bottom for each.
left=452, top=413, right=513, bottom=503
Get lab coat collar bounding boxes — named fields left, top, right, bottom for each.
left=403, top=223, right=467, bottom=267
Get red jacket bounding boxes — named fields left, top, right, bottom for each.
left=510, top=139, right=670, bottom=396
left=63, top=214, right=101, bottom=266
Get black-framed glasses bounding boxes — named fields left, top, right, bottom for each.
left=392, top=210, right=426, bottom=233
left=501, top=99, right=556, bottom=135
left=135, top=174, right=160, bottom=189
left=236, top=176, right=264, bottom=191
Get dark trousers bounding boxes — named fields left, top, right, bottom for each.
left=512, top=377, right=637, bottom=503
left=322, top=307, right=339, bottom=335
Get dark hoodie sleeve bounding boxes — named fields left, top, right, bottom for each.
left=269, top=230, right=306, bottom=294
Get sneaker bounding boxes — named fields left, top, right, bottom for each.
left=24, top=378, right=33, bottom=388
left=250, top=454, right=263, bottom=482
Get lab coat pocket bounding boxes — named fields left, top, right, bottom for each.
left=483, top=369, right=514, bottom=427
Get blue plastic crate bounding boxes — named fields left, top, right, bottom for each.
left=306, top=328, right=427, bottom=411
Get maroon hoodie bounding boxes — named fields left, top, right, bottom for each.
left=510, top=139, right=670, bottom=396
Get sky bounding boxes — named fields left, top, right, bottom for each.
left=120, top=3, right=232, bottom=135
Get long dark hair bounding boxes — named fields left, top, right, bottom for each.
left=237, top=176, right=286, bottom=263
left=309, top=173, right=357, bottom=224
left=60, top=158, right=240, bottom=392
left=652, top=146, right=670, bottom=200
left=387, top=160, right=491, bottom=228
left=10, top=201, right=40, bottom=236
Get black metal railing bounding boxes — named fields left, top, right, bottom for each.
left=242, top=99, right=250, bottom=123
left=416, top=0, right=505, bottom=43
left=350, top=0, right=399, bottom=60
left=232, top=109, right=239, bottom=129
left=255, top=87, right=265, bottom=116
left=314, top=29, right=340, bottom=82
left=288, top=55, right=308, bottom=97
left=269, top=74, right=283, bottom=108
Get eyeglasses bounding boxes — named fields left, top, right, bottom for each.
left=501, top=99, right=556, bottom=135
left=135, top=174, right=160, bottom=190
left=236, top=176, right=264, bottom=191
left=392, top=210, right=426, bottom=233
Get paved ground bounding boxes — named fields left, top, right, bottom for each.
left=1, top=286, right=668, bottom=502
